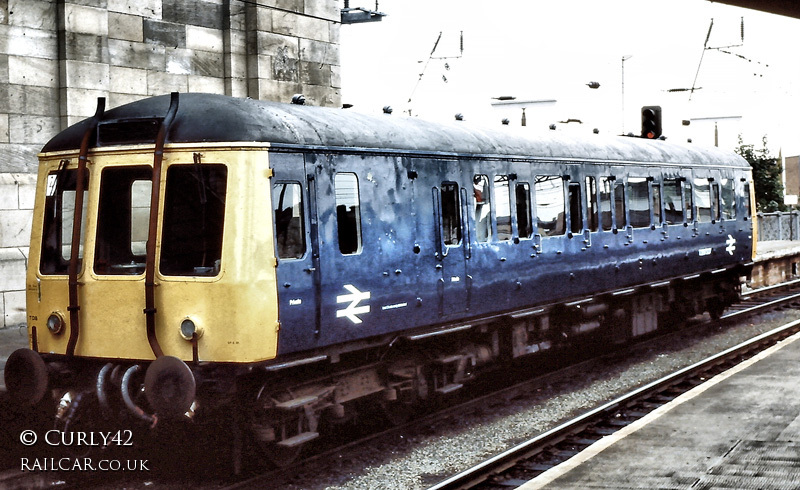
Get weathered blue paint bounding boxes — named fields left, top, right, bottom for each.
left=41, top=93, right=753, bottom=359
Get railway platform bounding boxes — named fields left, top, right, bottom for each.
left=750, top=239, right=800, bottom=288
left=520, top=327, right=800, bottom=489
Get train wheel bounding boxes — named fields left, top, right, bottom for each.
left=708, top=299, right=725, bottom=321
left=250, top=419, right=305, bottom=468
left=379, top=354, right=428, bottom=425
left=250, top=389, right=311, bottom=468
left=261, top=442, right=302, bottom=468
left=379, top=394, right=417, bottom=426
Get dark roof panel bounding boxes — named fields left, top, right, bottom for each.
left=41, top=93, right=748, bottom=169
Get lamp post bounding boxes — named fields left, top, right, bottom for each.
left=621, top=55, right=632, bottom=134
left=689, top=115, right=742, bottom=147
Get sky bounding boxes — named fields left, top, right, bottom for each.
left=339, top=0, right=800, bottom=156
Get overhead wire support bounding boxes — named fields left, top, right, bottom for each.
left=690, top=17, right=758, bottom=101
left=689, top=18, right=714, bottom=102
left=407, top=31, right=464, bottom=115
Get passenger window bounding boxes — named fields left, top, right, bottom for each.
left=684, top=180, right=694, bottom=222
left=586, top=177, right=598, bottom=232
left=721, top=179, right=736, bottom=219
left=473, top=175, right=490, bottom=242
left=335, top=173, right=362, bottom=254
left=160, top=164, right=228, bottom=276
left=273, top=182, right=306, bottom=259
left=41, top=168, right=89, bottom=275
left=614, top=182, right=627, bottom=228
left=743, top=182, right=752, bottom=217
left=628, top=177, right=650, bottom=228
left=568, top=182, right=582, bottom=234
left=94, top=166, right=151, bottom=275
left=694, top=178, right=712, bottom=223
left=441, top=183, right=462, bottom=246
left=494, top=175, right=512, bottom=241
left=516, top=183, right=533, bottom=239
left=651, top=182, right=662, bottom=225
left=599, top=178, right=613, bottom=231
left=535, top=175, right=565, bottom=237
left=712, top=183, right=721, bottom=221
left=663, top=179, right=683, bottom=224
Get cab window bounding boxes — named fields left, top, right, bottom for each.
left=94, top=166, right=151, bottom=275
left=40, top=168, right=88, bottom=275
left=160, top=164, right=227, bottom=276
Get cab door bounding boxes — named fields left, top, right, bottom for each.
left=270, top=151, right=321, bottom=354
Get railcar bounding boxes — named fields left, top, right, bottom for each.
left=6, top=92, right=755, bottom=466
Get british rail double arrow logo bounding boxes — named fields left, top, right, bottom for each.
left=726, top=235, right=736, bottom=255
left=336, top=284, right=371, bottom=324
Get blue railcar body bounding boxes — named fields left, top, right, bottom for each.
left=43, top=93, right=752, bottom=358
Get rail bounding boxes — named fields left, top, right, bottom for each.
left=427, top=315, right=800, bottom=490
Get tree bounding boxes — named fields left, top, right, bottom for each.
left=735, top=136, right=784, bottom=212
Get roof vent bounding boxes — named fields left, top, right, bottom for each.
left=291, top=94, right=306, bottom=105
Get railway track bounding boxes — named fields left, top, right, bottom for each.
left=426, top=289, right=800, bottom=489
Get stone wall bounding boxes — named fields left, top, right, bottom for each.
left=0, top=0, right=342, bottom=328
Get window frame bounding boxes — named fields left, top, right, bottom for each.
left=334, top=172, right=363, bottom=255
left=534, top=175, right=567, bottom=237
left=515, top=182, right=533, bottom=239
left=159, top=163, right=228, bottom=277
left=472, top=174, right=491, bottom=243
left=93, top=165, right=152, bottom=276
left=273, top=180, right=307, bottom=260
left=627, top=177, right=650, bottom=229
left=441, top=181, right=462, bottom=247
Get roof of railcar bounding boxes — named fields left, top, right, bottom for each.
left=41, top=93, right=748, bottom=169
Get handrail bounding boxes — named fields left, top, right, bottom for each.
left=144, top=92, right=180, bottom=359
left=66, top=98, right=106, bottom=357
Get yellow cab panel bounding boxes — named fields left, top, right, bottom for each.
left=27, top=144, right=280, bottom=363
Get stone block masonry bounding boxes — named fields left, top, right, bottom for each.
left=0, top=173, right=35, bottom=328
left=0, top=0, right=343, bottom=328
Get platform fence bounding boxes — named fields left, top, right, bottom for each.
left=757, top=212, right=800, bottom=241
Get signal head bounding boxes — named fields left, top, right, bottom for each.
left=641, top=105, right=662, bottom=139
